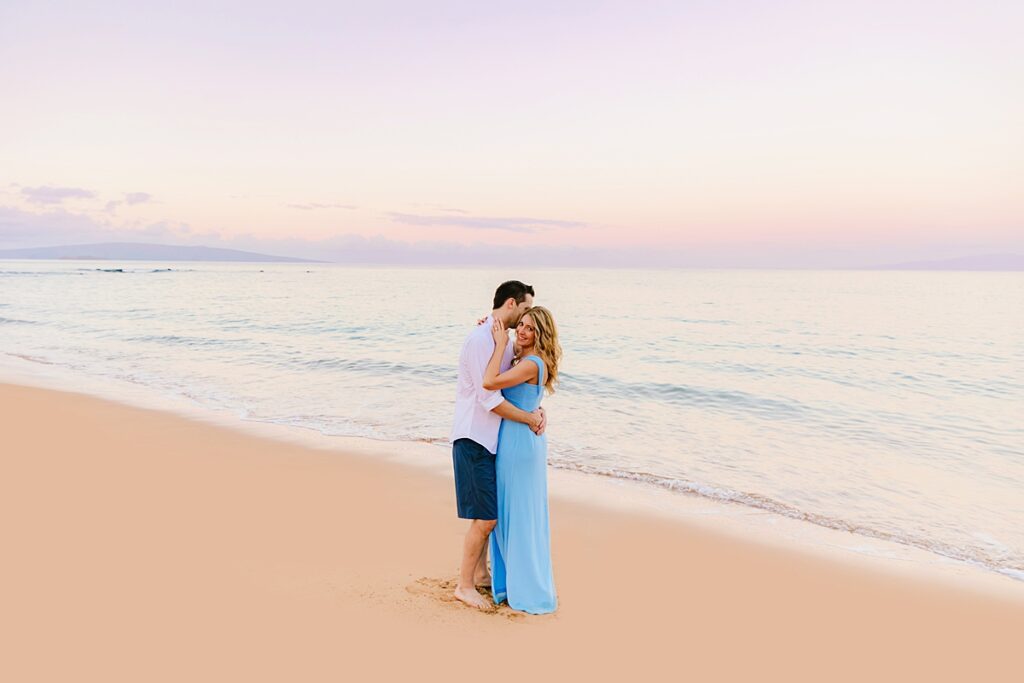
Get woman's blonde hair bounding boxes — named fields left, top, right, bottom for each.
left=520, top=306, right=562, bottom=394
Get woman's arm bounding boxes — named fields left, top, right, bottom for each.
left=484, top=358, right=537, bottom=391
left=482, top=318, right=537, bottom=391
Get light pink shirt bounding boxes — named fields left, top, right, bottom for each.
left=450, top=315, right=515, bottom=454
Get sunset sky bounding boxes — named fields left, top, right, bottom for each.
left=1, top=1, right=1021, bottom=266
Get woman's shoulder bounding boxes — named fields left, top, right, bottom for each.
left=519, top=355, right=546, bottom=386
left=517, top=355, right=544, bottom=377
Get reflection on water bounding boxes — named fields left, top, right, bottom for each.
left=2, top=261, right=1023, bottom=579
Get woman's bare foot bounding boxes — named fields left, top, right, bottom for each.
left=453, top=585, right=493, bottom=610
left=474, top=570, right=492, bottom=589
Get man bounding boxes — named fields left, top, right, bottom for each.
left=450, top=280, right=545, bottom=610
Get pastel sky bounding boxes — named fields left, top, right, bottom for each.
left=1, top=1, right=1021, bottom=266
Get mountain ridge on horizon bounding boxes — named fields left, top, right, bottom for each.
left=869, top=253, right=1024, bottom=271
left=1, top=242, right=1022, bottom=270
left=0, top=242, right=320, bottom=263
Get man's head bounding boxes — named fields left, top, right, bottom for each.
left=492, top=280, right=535, bottom=327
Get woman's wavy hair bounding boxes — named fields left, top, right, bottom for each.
left=520, top=306, right=562, bottom=394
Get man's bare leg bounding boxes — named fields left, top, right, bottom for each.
left=475, top=534, right=492, bottom=588
left=454, top=519, right=496, bottom=610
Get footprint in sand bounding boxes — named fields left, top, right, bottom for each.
left=406, top=577, right=526, bottom=621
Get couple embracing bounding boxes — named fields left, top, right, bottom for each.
left=450, top=280, right=562, bottom=614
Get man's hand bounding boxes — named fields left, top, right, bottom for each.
left=531, top=407, right=547, bottom=436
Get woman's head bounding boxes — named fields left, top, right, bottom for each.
left=517, top=306, right=561, bottom=393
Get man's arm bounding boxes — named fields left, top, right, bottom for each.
left=465, top=332, right=545, bottom=434
left=492, top=400, right=543, bottom=433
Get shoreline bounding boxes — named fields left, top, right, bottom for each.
left=2, top=379, right=1024, bottom=680
left=2, top=351, right=1023, bottom=593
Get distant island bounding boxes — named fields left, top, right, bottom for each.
left=0, top=242, right=319, bottom=263
left=870, top=254, right=1024, bottom=271
left=2, top=242, right=1021, bottom=270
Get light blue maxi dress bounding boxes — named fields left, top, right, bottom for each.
left=489, top=355, right=557, bottom=614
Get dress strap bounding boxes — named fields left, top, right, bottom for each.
left=524, top=354, right=545, bottom=388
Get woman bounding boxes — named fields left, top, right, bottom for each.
left=482, top=306, right=562, bottom=614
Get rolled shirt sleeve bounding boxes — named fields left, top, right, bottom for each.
left=450, top=319, right=517, bottom=453
left=467, top=334, right=505, bottom=411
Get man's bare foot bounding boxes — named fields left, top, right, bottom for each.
left=453, top=585, right=493, bottom=610
left=474, top=571, right=492, bottom=589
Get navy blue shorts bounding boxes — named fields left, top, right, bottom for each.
left=452, top=438, right=497, bottom=520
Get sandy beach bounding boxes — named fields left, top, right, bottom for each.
left=2, top=381, right=1022, bottom=682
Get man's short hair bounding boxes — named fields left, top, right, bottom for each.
left=492, top=280, right=535, bottom=309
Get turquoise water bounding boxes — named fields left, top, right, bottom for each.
left=2, top=260, right=1022, bottom=579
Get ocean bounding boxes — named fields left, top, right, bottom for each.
left=2, top=260, right=1022, bottom=580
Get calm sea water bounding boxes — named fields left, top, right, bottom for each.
left=2, top=261, right=1023, bottom=580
